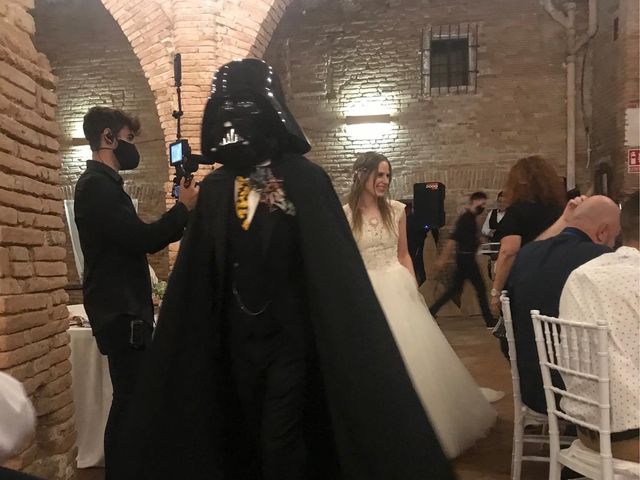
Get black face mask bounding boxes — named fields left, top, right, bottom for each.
left=114, top=140, right=140, bottom=171
left=475, top=206, right=485, bottom=215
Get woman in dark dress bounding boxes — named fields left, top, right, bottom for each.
left=489, top=155, right=565, bottom=316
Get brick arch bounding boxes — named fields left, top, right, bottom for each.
left=98, top=0, right=295, bottom=153
left=247, top=0, right=295, bottom=57
left=100, top=0, right=176, bottom=144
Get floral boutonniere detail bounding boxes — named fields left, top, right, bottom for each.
left=248, top=167, right=296, bottom=216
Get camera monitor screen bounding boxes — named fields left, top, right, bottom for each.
left=170, top=140, right=184, bottom=165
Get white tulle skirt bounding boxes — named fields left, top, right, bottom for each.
left=368, top=263, right=497, bottom=459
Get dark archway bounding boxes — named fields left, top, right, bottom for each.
left=34, top=0, right=170, bottom=298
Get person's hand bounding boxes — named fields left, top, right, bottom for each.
left=561, top=195, right=588, bottom=223
left=490, top=295, right=501, bottom=317
left=178, top=177, right=199, bottom=211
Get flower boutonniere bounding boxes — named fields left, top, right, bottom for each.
left=248, top=167, right=296, bottom=216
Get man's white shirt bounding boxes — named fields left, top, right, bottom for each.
left=559, top=246, right=640, bottom=432
left=481, top=209, right=505, bottom=238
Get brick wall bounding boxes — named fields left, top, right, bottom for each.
left=33, top=0, right=171, bottom=285
left=0, top=0, right=75, bottom=478
left=264, top=0, right=590, bottom=223
left=590, top=0, right=639, bottom=197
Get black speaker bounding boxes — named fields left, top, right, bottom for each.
left=413, top=182, right=445, bottom=229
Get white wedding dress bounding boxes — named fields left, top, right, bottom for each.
left=344, top=200, right=497, bottom=459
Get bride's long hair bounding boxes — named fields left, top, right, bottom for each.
left=347, top=151, right=396, bottom=237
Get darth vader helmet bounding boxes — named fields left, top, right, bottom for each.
left=201, top=59, right=310, bottom=170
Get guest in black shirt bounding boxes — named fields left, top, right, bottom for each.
left=490, top=155, right=565, bottom=316
left=505, top=196, right=620, bottom=413
left=430, top=191, right=495, bottom=327
left=74, top=106, right=198, bottom=479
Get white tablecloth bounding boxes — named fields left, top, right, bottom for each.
left=69, top=326, right=112, bottom=468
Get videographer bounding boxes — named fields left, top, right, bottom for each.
left=73, top=106, right=198, bottom=479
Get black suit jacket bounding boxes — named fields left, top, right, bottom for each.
left=507, top=227, right=610, bottom=413
left=74, top=161, right=189, bottom=354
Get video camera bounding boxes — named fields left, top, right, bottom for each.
left=169, top=53, right=212, bottom=198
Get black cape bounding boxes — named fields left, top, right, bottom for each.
left=116, top=155, right=455, bottom=480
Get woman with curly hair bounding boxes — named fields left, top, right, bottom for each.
left=343, top=151, right=499, bottom=459
left=489, top=155, right=566, bottom=315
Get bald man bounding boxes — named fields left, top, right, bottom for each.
left=505, top=195, right=621, bottom=414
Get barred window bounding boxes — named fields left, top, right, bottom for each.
left=422, top=24, right=479, bottom=96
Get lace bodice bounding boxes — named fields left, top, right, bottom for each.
left=344, top=200, right=405, bottom=271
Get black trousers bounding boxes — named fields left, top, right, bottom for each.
left=105, top=346, right=146, bottom=480
left=430, top=255, right=494, bottom=325
left=223, top=307, right=307, bottom=480
left=408, top=230, right=427, bottom=286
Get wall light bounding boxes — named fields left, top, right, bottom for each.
left=343, top=96, right=398, bottom=145
left=345, top=122, right=396, bottom=143
left=345, top=114, right=392, bottom=125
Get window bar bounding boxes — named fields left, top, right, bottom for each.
left=466, top=23, right=470, bottom=94
left=457, top=23, right=461, bottom=94
left=421, top=28, right=425, bottom=96
left=429, top=27, right=434, bottom=95
left=473, top=23, right=479, bottom=93
left=448, top=23, right=452, bottom=94
left=439, top=24, right=443, bottom=95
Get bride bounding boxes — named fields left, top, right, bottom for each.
left=343, top=151, right=499, bottom=459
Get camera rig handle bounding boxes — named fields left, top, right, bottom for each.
left=169, top=53, right=209, bottom=199
left=172, top=53, right=183, bottom=140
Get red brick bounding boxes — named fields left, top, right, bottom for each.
left=0, top=189, right=44, bottom=214
left=11, top=261, right=34, bottom=277
left=50, top=289, right=69, bottom=306
left=0, top=277, right=20, bottom=294
left=34, top=261, right=66, bottom=277
left=8, top=246, right=29, bottom=261
left=0, top=310, right=48, bottom=335
left=0, top=293, right=49, bottom=314
left=0, top=336, right=50, bottom=368
left=0, top=225, right=44, bottom=245
left=18, top=275, right=67, bottom=293
left=0, top=246, right=10, bottom=276
left=0, top=205, right=18, bottom=225
left=33, top=387, right=73, bottom=417
left=44, top=231, right=65, bottom=246
left=32, top=246, right=66, bottom=261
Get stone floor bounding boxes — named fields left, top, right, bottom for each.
left=77, top=315, right=550, bottom=480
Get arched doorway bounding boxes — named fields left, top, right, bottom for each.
left=34, top=0, right=170, bottom=295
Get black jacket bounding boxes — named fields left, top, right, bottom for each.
left=115, top=154, right=454, bottom=480
left=74, top=161, right=189, bottom=354
left=507, top=227, right=610, bottom=413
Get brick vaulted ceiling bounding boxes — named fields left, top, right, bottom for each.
left=99, top=0, right=294, bottom=153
